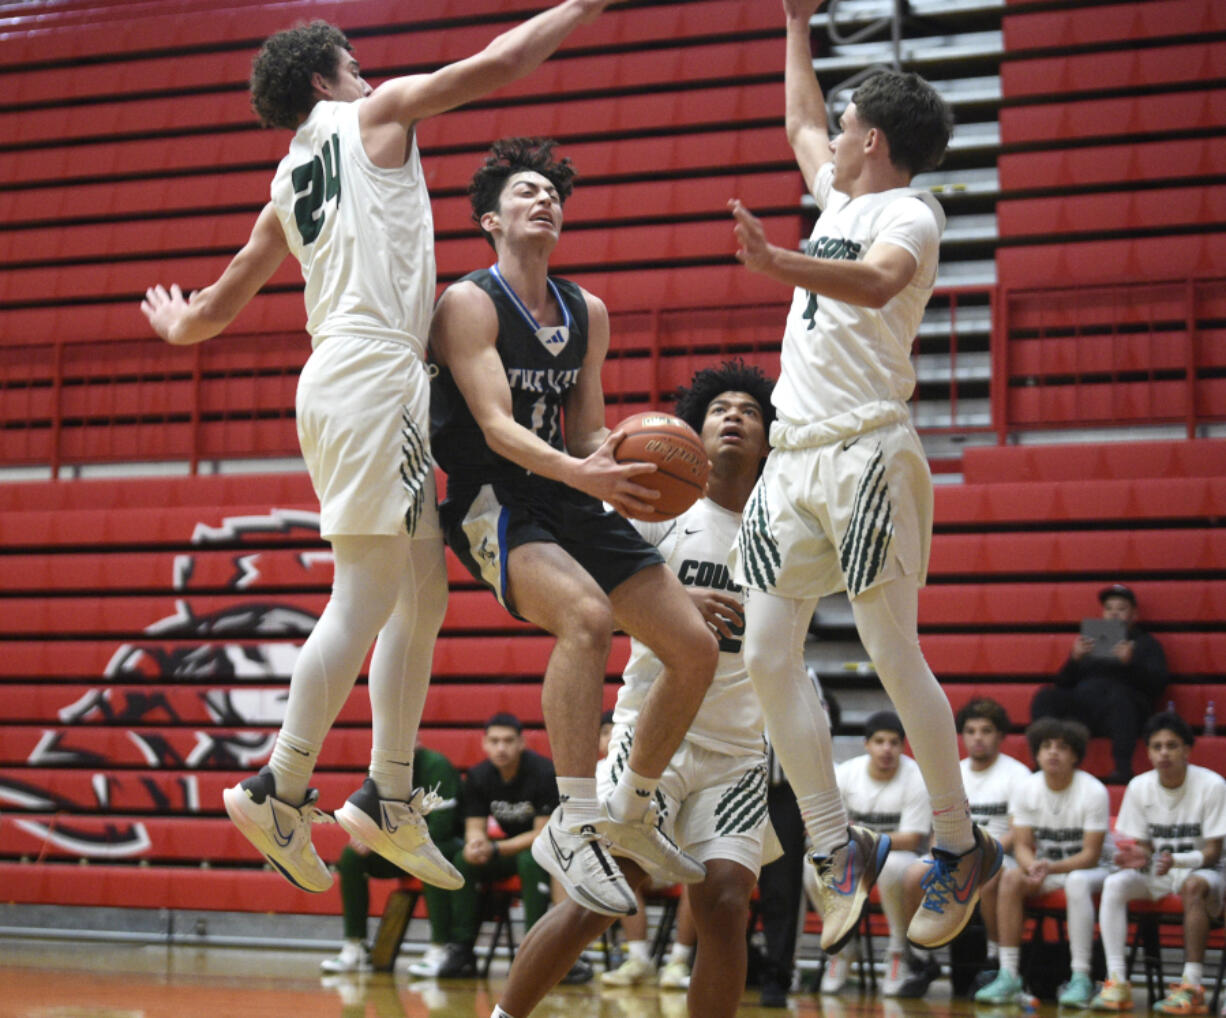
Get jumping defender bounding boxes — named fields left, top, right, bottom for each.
left=140, top=2, right=619, bottom=894
left=726, top=0, right=1000, bottom=953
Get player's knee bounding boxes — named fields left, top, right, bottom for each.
left=1181, top=875, right=1208, bottom=906
left=1000, top=866, right=1026, bottom=898
left=692, top=880, right=751, bottom=929
left=742, top=628, right=788, bottom=683
left=558, top=595, right=614, bottom=651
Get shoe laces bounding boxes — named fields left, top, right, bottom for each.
left=411, top=784, right=446, bottom=816
left=917, top=851, right=958, bottom=912
left=297, top=789, right=336, bottom=828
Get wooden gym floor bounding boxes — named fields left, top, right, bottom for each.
left=0, top=937, right=1042, bottom=1018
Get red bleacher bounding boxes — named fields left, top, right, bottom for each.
left=3, top=0, right=1224, bottom=929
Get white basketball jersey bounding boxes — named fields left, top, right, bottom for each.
left=772, top=162, right=945, bottom=429
left=1012, top=769, right=1111, bottom=865
left=835, top=753, right=931, bottom=835
left=270, top=100, right=436, bottom=357
left=961, top=752, right=1032, bottom=841
left=1115, top=765, right=1226, bottom=853
left=617, top=498, right=764, bottom=756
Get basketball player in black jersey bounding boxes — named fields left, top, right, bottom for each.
left=429, top=138, right=717, bottom=917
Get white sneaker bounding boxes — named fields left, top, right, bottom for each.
left=223, top=767, right=334, bottom=893
left=603, top=800, right=705, bottom=885
left=531, top=805, right=636, bottom=917
left=335, top=779, right=463, bottom=891
left=658, top=959, right=691, bottom=989
left=601, top=955, right=657, bottom=986
left=320, top=940, right=371, bottom=974
left=406, top=943, right=449, bottom=978
left=881, top=950, right=906, bottom=996
left=821, top=952, right=849, bottom=994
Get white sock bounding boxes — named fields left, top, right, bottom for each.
left=491, top=1007, right=516, bottom=1018
left=268, top=731, right=321, bottom=805
left=998, top=946, right=1020, bottom=977
left=369, top=747, right=413, bottom=802
left=608, top=767, right=657, bottom=822
left=1182, top=962, right=1203, bottom=988
left=987, top=938, right=999, bottom=960
left=929, top=792, right=976, bottom=855
left=557, top=777, right=600, bottom=825
left=627, top=940, right=652, bottom=964
left=797, top=789, right=848, bottom=857
left=668, top=942, right=694, bottom=966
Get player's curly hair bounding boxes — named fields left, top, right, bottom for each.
left=250, top=21, right=352, bottom=130
left=956, top=697, right=1011, bottom=735
left=468, top=137, right=578, bottom=249
left=1026, top=716, right=1090, bottom=766
left=672, top=358, right=776, bottom=436
left=851, top=69, right=954, bottom=176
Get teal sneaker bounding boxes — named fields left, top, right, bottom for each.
left=976, top=969, right=1025, bottom=1005
left=1060, top=971, right=1096, bottom=1008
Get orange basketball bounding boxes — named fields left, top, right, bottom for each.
left=613, top=411, right=710, bottom=521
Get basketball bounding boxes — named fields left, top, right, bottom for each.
left=613, top=411, right=710, bottom=521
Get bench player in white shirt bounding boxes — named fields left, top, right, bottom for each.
left=816, top=710, right=930, bottom=996
left=1092, top=711, right=1226, bottom=1015
left=723, top=0, right=999, bottom=955
left=140, top=1, right=619, bottom=896
left=976, top=719, right=1111, bottom=1007
left=489, top=361, right=778, bottom=1018
left=958, top=698, right=1033, bottom=963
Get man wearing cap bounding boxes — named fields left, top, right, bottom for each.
left=1031, top=584, right=1168, bottom=784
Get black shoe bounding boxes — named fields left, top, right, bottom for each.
left=561, top=956, right=594, bottom=985
left=760, top=981, right=789, bottom=1007
left=436, top=942, right=476, bottom=978
left=897, top=954, right=942, bottom=998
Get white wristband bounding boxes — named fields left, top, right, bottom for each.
left=1170, top=850, right=1205, bottom=870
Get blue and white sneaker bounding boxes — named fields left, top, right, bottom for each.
left=810, top=825, right=892, bottom=954
left=223, top=766, right=334, bottom=892
left=908, top=824, right=1003, bottom=949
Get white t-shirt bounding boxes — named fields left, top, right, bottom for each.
left=961, top=752, right=1032, bottom=842
left=1012, top=769, right=1111, bottom=866
left=772, top=161, right=944, bottom=430
left=1115, top=764, right=1226, bottom=856
left=617, top=498, right=764, bottom=756
left=835, top=753, right=931, bottom=836
left=270, top=100, right=436, bottom=357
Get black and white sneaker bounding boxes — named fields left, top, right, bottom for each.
left=531, top=805, right=636, bottom=917
left=335, top=779, right=463, bottom=890
left=222, top=766, right=334, bottom=893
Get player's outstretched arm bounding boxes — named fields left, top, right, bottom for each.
left=430, top=282, right=655, bottom=515
left=783, top=0, right=831, bottom=191
left=140, top=203, right=289, bottom=346
left=363, top=0, right=614, bottom=134
left=729, top=198, right=917, bottom=307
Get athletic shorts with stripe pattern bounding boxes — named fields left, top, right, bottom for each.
left=597, top=723, right=780, bottom=874
left=731, top=418, right=932, bottom=601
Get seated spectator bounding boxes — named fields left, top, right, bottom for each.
left=959, top=698, right=1033, bottom=972
left=321, top=743, right=463, bottom=975
left=975, top=719, right=1111, bottom=1007
left=1031, top=584, right=1168, bottom=784
left=1092, top=711, right=1226, bottom=1014
left=814, top=710, right=931, bottom=997
left=439, top=712, right=557, bottom=978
